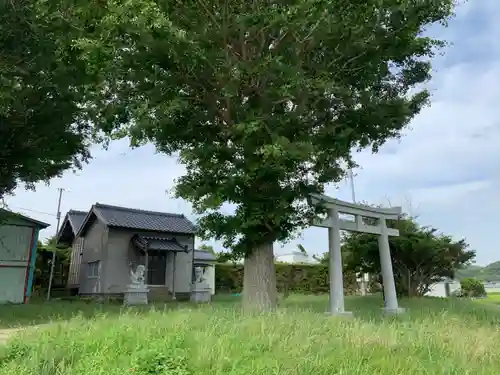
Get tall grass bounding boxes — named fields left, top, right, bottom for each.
left=477, top=292, right=500, bottom=306
left=1, top=295, right=500, bottom=374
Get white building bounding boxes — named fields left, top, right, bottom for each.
left=275, top=251, right=319, bottom=264
left=425, top=280, right=461, bottom=297
left=425, top=280, right=500, bottom=298
left=484, top=281, right=500, bottom=294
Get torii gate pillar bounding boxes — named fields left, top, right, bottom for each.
left=327, top=205, right=352, bottom=316
left=378, top=217, right=402, bottom=313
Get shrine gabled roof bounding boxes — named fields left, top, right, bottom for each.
left=76, top=203, right=196, bottom=238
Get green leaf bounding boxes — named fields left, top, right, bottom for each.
left=0, top=0, right=94, bottom=198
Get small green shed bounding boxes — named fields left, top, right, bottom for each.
left=0, top=209, right=49, bottom=304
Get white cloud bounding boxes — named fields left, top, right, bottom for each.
left=409, top=179, right=492, bottom=206
left=7, top=0, right=500, bottom=265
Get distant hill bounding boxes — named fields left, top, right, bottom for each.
left=455, top=261, right=500, bottom=281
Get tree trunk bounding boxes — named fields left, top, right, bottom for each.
left=243, top=241, right=277, bottom=312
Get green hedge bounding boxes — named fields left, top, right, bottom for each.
left=215, top=263, right=358, bottom=295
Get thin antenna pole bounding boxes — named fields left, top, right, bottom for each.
left=46, top=188, right=64, bottom=301
left=348, top=169, right=368, bottom=295
left=348, top=169, right=356, bottom=203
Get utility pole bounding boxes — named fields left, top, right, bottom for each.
left=46, top=187, right=65, bottom=301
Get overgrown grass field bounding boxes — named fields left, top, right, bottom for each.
left=477, top=292, right=500, bottom=305
left=1, top=295, right=500, bottom=375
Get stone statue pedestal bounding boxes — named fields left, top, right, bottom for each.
left=190, top=281, right=211, bottom=303
left=124, top=285, right=149, bottom=306
left=125, top=264, right=148, bottom=305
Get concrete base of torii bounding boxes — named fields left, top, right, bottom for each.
left=325, top=311, right=354, bottom=317
left=382, top=307, right=406, bottom=315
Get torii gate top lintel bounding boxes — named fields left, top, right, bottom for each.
left=310, top=194, right=402, bottom=220
left=309, top=193, right=402, bottom=237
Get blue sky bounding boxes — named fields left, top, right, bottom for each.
left=6, top=0, right=500, bottom=265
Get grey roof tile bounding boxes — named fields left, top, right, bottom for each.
left=194, top=250, right=216, bottom=262
left=67, top=210, right=87, bottom=234
left=93, top=204, right=196, bottom=234
left=132, top=235, right=187, bottom=252
left=148, top=239, right=185, bottom=251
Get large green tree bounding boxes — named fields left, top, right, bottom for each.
left=72, top=0, right=455, bottom=310
left=343, top=216, right=475, bottom=297
left=0, top=1, right=92, bottom=202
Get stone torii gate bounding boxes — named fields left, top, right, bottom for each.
left=310, top=194, right=405, bottom=316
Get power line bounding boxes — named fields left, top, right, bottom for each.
left=5, top=206, right=57, bottom=217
